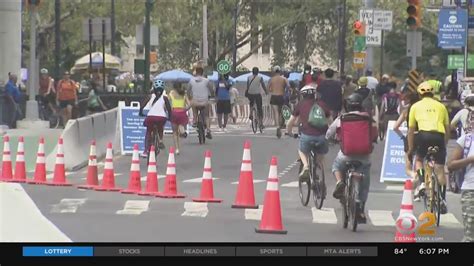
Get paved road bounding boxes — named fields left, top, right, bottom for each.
left=3, top=124, right=465, bottom=242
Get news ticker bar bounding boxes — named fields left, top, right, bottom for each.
left=23, top=246, right=379, bottom=257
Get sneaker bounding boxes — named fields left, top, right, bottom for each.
left=333, top=181, right=346, bottom=199
left=414, top=182, right=426, bottom=198
left=140, top=152, right=148, bottom=158
left=357, top=212, right=367, bottom=224
left=158, top=142, right=165, bottom=150
left=440, top=200, right=448, bottom=214
left=223, top=127, right=228, bottom=133
left=192, top=123, right=197, bottom=128
left=414, top=195, right=421, bottom=202
left=176, top=149, right=180, bottom=155
left=206, top=131, right=213, bottom=139
left=276, top=128, right=282, bottom=138
left=233, top=117, right=237, bottom=124
left=180, top=132, right=188, bottom=138
left=299, top=168, right=310, bottom=182
left=219, top=127, right=224, bottom=132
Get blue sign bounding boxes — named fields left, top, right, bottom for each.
left=380, top=121, right=410, bottom=183
left=23, top=246, right=93, bottom=257
left=438, top=8, right=468, bottom=48
left=119, top=101, right=147, bottom=154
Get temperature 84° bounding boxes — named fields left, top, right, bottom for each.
left=394, top=248, right=407, bottom=255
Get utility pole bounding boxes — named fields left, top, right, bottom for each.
left=232, top=0, right=239, bottom=74
left=202, top=0, right=208, bottom=66
left=26, top=1, right=39, bottom=121
left=144, top=0, right=153, bottom=93
left=111, top=0, right=116, bottom=56
left=341, top=0, right=347, bottom=76
left=55, top=0, right=61, bottom=81
left=337, top=4, right=342, bottom=73
left=364, top=0, right=374, bottom=73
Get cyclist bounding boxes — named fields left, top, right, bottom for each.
left=38, top=68, right=56, bottom=117
left=318, top=68, right=342, bottom=120
left=169, top=83, right=190, bottom=155
left=188, top=66, right=213, bottom=139
left=139, top=79, right=172, bottom=158
left=408, top=81, right=450, bottom=213
left=326, top=93, right=377, bottom=223
left=300, top=64, right=313, bottom=89
left=379, top=83, right=400, bottom=134
left=451, top=94, right=474, bottom=137
left=269, top=66, right=290, bottom=137
left=245, top=67, right=268, bottom=131
left=286, top=85, right=330, bottom=181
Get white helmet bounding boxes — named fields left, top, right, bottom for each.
left=40, top=68, right=48, bottom=74
left=300, top=84, right=317, bottom=95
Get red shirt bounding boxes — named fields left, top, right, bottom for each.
left=293, top=98, right=331, bottom=136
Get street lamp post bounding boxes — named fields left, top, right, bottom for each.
left=25, top=1, right=39, bottom=121
left=144, top=0, right=153, bottom=93
left=232, top=0, right=239, bottom=74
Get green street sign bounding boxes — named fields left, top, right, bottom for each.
left=217, top=60, right=232, bottom=74
left=354, top=36, right=366, bottom=53
left=447, top=55, right=474, bottom=70
left=282, top=105, right=292, bottom=121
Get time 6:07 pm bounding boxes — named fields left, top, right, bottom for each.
left=418, top=248, right=449, bottom=255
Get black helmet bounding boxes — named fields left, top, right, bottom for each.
left=252, top=67, right=259, bottom=75
left=345, top=93, right=363, bottom=111
left=304, top=64, right=312, bottom=73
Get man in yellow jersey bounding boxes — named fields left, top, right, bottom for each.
left=407, top=81, right=450, bottom=214
left=426, top=72, right=443, bottom=100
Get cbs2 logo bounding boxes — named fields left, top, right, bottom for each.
left=396, top=212, right=436, bottom=236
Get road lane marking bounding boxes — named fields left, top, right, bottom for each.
left=81, top=173, right=124, bottom=180
left=0, top=183, right=71, bottom=242
left=368, top=210, right=395, bottom=226
left=311, top=207, right=338, bottom=224
left=440, top=213, right=462, bottom=228
left=385, top=185, right=404, bottom=191
left=183, top=177, right=219, bottom=183
left=281, top=181, right=299, bottom=188
left=51, top=198, right=87, bottom=214
left=181, top=202, right=208, bottom=218
left=116, top=200, right=150, bottom=215
left=244, top=205, right=263, bottom=220
left=231, top=179, right=265, bottom=185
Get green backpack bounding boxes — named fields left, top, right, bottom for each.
left=308, top=103, right=327, bottom=128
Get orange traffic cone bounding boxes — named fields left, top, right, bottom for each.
left=48, top=138, right=72, bottom=186
left=158, top=146, right=185, bottom=198
left=122, top=144, right=142, bottom=194
left=78, top=140, right=99, bottom=189
left=139, top=146, right=162, bottom=196
left=193, top=150, right=222, bottom=203
left=394, top=179, right=416, bottom=242
left=95, top=142, right=121, bottom=192
left=232, top=140, right=257, bottom=209
left=27, top=137, right=47, bottom=185
left=12, top=136, right=26, bottom=182
left=0, top=135, right=13, bottom=182
left=255, top=156, right=287, bottom=234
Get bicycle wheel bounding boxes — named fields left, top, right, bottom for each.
left=198, top=123, right=205, bottom=144
left=251, top=108, right=258, bottom=134
left=435, top=183, right=442, bottom=228
left=379, top=123, right=385, bottom=141
left=311, top=156, right=325, bottom=209
left=349, top=177, right=359, bottom=232
left=342, top=177, right=349, bottom=229
left=298, top=163, right=311, bottom=207
left=153, top=127, right=160, bottom=156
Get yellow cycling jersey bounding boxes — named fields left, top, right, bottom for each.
left=408, top=97, right=449, bottom=134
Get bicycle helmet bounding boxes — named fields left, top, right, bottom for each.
left=273, top=65, right=281, bottom=73
left=464, top=93, right=474, bottom=106
left=358, top=76, right=368, bottom=87
left=152, top=79, right=165, bottom=94
left=300, top=85, right=317, bottom=95
left=417, top=81, right=434, bottom=95
left=345, top=93, right=363, bottom=111
left=40, top=68, right=48, bottom=74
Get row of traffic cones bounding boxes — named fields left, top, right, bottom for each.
left=0, top=136, right=71, bottom=186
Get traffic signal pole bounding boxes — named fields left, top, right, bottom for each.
left=364, top=0, right=374, bottom=73
left=25, top=1, right=39, bottom=121
left=411, top=29, right=417, bottom=70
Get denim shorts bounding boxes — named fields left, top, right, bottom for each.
left=299, top=133, right=329, bottom=155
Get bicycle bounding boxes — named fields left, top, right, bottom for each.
left=418, top=146, right=444, bottom=227
left=148, top=124, right=162, bottom=158
left=250, top=102, right=263, bottom=134
left=38, top=99, right=60, bottom=129
left=195, top=106, right=207, bottom=144
left=340, top=161, right=365, bottom=232
left=296, top=140, right=326, bottom=209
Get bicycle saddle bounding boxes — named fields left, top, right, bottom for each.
left=427, top=146, right=440, bottom=154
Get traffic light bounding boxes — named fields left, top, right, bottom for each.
left=353, top=20, right=365, bottom=36
left=406, top=0, right=422, bottom=29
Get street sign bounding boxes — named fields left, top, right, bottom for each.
left=353, top=36, right=366, bottom=52
left=353, top=52, right=366, bottom=69
left=216, top=60, right=231, bottom=74
left=136, top=24, right=159, bottom=46
left=82, top=18, right=112, bottom=42
left=373, top=10, right=393, bottom=31
left=380, top=121, right=409, bottom=183
left=448, top=54, right=474, bottom=69
left=406, top=31, right=422, bottom=57
left=360, top=9, right=382, bottom=46
left=438, top=8, right=468, bottom=49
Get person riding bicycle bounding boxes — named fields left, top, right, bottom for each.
left=326, top=93, right=377, bottom=224
left=269, top=65, right=290, bottom=136
left=188, top=66, right=213, bottom=139
left=139, top=79, right=172, bottom=158
left=246, top=67, right=268, bottom=131
left=379, top=83, right=400, bottom=135
left=38, top=68, right=56, bottom=116
left=451, top=93, right=474, bottom=137
left=286, top=85, right=331, bottom=181
left=408, top=81, right=450, bottom=214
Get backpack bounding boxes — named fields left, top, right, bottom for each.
left=339, top=112, right=375, bottom=156
left=303, top=73, right=313, bottom=86
left=464, top=109, right=474, bottom=134
left=308, top=103, right=327, bottom=128
left=385, top=93, right=400, bottom=115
